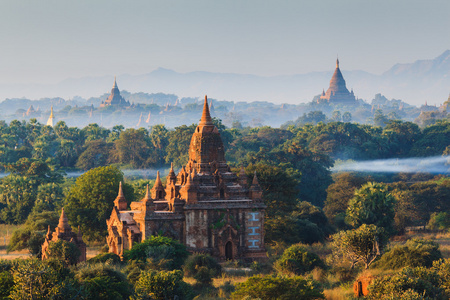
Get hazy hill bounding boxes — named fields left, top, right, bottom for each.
left=0, top=51, right=449, bottom=106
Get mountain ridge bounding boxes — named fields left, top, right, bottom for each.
left=1, top=50, right=449, bottom=106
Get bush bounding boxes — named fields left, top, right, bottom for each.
left=75, top=263, right=131, bottom=300
left=184, top=254, right=222, bottom=278
left=373, top=238, right=442, bottom=269
left=232, top=274, right=324, bottom=300
left=133, top=269, right=194, bottom=300
left=275, top=244, right=325, bottom=275
left=427, top=212, right=450, bottom=231
left=88, top=252, right=121, bottom=264
left=265, top=202, right=334, bottom=245
left=46, top=240, right=81, bottom=266
left=367, top=267, right=447, bottom=300
left=432, top=258, right=450, bottom=297
left=0, top=271, right=14, bottom=300
left=10, top=258, right=79, bottom=300
left=124, top=236, right=188, bottom=270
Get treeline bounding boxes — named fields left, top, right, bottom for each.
left=0, top=118, right=449, bottom=223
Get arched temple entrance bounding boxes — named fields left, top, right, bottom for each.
left=225, top=241, right=233, bottom=260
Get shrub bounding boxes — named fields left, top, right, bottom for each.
left=88, top=252, right=121, bottom=264
left=9, top=258, right=79, bottom=300
left=232, top=274, right=325, bottom=300
left=46, top=239, right=81, bottom=266
left=0, top=271, right=14, bottom=300
left=275, top=244, right=325, bottom=275
left=432, top=258, right=450, bottom=297
left=123, top=236, right=188, bottom=270
left=367, top=267, right=447, bottom=300
left=133, top=269, right=194, bottom=300
left=184, top=254, right=222, bottom=277
left=427, top=212, right=450, bottom=231
left=330, top=224, right=387, bottom=269
left=373, top=238, right=442, bottom=269
left=75, top=263, right=131, bottom=300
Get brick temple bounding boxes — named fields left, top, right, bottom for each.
left=99, top=77, right=130, bottom=108
left=106, top=96, right=267, bottom=261
left=41, top=208, right=87, bottom=263
left=318, top=58, right=358, bottom=105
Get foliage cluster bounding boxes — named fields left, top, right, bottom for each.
left=123, top=235, right=189, bottom=270
left=373, top=238, right=442, bottom=270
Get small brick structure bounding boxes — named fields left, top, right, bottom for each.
left=353, top=273, right=375, bottom=297
left=106, top=96, right=267, bottom=261
left=41, top=208, right=87, bottom=263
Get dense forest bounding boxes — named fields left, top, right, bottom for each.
left=0, top=116, right=450, bottom=299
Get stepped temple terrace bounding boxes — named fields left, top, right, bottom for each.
left=106, top=96, right=267, bottom=261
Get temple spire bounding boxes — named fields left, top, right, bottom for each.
left=114, top=182, right=127, bottom=210
left=58, top=208, right=71, bottom=232
left=143, top=184, right=151, bottom=201
left=113, top=76, right=118, bottom=89
left=155, top=171, right=162, bottom=187
left=118, top=181, right=124, bottom=197
left=336, top=57, right=339, bottom=69
left=199, top=95, right=213, bottom=126
left=252, top=171, right=260, bottom=185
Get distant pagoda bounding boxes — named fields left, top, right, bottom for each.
left=318, top=58, right=357, bottom=105
left=100, top=77, right=130, bottom=108
left=46, top=106, right=56, bottom=127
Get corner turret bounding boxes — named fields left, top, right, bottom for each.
left=114, top=182, right=127, bottom=210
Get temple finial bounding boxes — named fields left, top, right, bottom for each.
left=336, top=56, right=339, bottom=68
left=199, top=95, right=213, bottom=126
left=58, top=207, right=71, bottom=232
left=144, top=184, right=151, bottom=200
left=118, top=181, right=124, bottom=197
left=113, top=76, right=118, bottom=89
left=252, top=171, right=260, bottom=185
left=155, top=171, right=162, bottom=187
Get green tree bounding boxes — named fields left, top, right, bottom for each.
left=124, top=236, right=188, bottom=270
left=275, top=244, right=325, bottom=275
left=81, top=123, right=110, bottom=142
left=346, top=182, right=396, bottom=234
left=75, top=263, right=131, bottom=300
left=149, top=124, right=169, bottom=166
left=324, top=172, right=367, bottom=228
left=245, top=164, right=299, bottom=218
left=265, top=202, right=333, bottom=245
left=113, top=128, right=152, bottom=168
left=133, top=269, right=194, bottom=300
left=183, top=254, right=221, bottom=285
left=331, top=111, right=342, bottom=122
left=76, top=139, right=113, bottom=170
left=10, top=258, right=80, bottom=300
left=373, top=109, right=389, bottom=127
left=165, top=124, right=196, bottom=167
left=65, top=166, right=134, bottom=240
left=342, top=111, right=352, bottom=122
left=46, top=240, right=81, bottom=266
left=8, top=210, right=59, bottom=256
left=232, top=275, right=324, bottom=300
left=373, top=238, right=442, bottom=270
left=331, top=224, right=387, bottom=269
left=367, top=267, right=447, bottom=300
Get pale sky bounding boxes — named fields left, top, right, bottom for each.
left=0, top=0, right=449, bottom=84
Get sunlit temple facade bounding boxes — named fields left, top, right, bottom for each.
left=106, top=96, right=267, bottom=261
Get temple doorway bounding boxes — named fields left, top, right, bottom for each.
left=225, top=241, right=233, bottom=260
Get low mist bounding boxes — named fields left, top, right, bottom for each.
left=332, top=156, right=450, bottom=174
